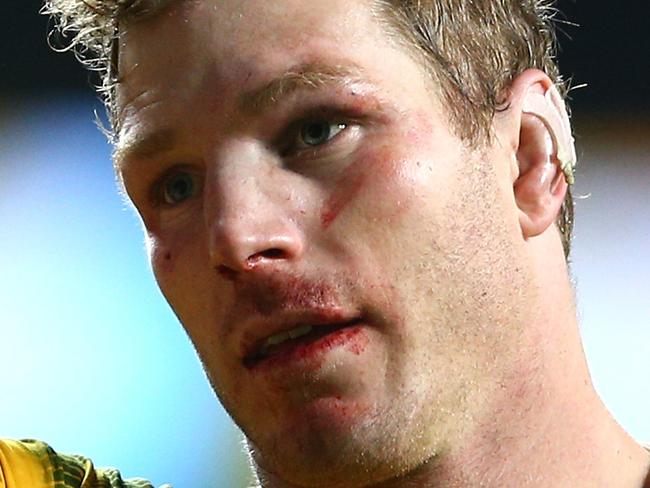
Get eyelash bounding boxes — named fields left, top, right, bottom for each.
left=276, top=106, right=362, bottom=158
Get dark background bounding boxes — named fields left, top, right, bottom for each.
left=2, top=2, right=648, bottom=116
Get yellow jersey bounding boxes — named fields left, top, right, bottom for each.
left=0, top=439, right=169, bottom=488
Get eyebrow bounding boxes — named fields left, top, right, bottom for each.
left=115, top=63, right=364, bottom=167
left=239, top=63, right=363, bottom=115
left=114, top=127, right=177, bottom=168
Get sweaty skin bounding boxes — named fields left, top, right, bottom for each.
left=114, top=1, right=650, bottom=487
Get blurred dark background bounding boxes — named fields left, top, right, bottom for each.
left=2, top=1, right=649, bottom=115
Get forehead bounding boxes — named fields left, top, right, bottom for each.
left=113, top=0, right=443, bottom=161
left=116, top=0, right=386, bottom=106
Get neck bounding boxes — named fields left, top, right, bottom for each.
left=394, top=349, right=649, bottom=488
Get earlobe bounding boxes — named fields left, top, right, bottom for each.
left=508, top=70, right=575, bottom=240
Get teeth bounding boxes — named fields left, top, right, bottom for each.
left=288, top=325, right=313, bottom=339
left=260, top=325, right=314, bottom=356
left=267, top=331, right=290, bottom=346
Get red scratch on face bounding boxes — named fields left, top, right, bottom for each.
left=345, top=329, right=369, bottom=355
left=321, top=168, right=367, bottom=229
left=156, top=249, right=175, bottom=274
left=324, top=397, right=367, bottom=419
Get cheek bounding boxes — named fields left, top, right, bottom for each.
left=148, top=226, right=204, bottom=288
left=147, top=230, right=226, bottom=354
left=322, top=115, right=445, bottom=228
left=321, top=143, right=413, bottom=229
left=321, top=159, right=368, bottom=229
left=149, top=238, right=177, bottom=277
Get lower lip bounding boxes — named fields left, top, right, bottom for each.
left=247, top=323, right=368, bottom=373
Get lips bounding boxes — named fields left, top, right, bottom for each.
left=243, top=316, right=364, bottom=369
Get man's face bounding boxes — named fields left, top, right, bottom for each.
left=116, top=0, right=533, bottom=485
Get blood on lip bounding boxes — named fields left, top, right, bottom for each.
left=236, top=274, right=342, bottom=318
left=246, top=321, right=367, bottom=371
left=229, top=270, right=369, bottom=367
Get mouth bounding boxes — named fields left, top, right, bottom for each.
left=243, top=317, right=365, bottom=370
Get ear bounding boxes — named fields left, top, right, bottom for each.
left=502, top=69, right=576, bottom=240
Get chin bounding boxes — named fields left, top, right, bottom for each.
left=249, top=441, right=400, bottom=488
left=243, top=403, right=437, bottom=488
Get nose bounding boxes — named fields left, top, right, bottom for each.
left=204, top=146, right=305, bottom=275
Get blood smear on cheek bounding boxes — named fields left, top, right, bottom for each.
left=320, top=145, right=404, bottom=229
left=321, top=169, right=367, bottom=229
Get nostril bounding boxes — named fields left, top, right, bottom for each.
left=217, top=249, right=290, bottom=280
left=262, top=248, right=286, bottom=259
left=246, top=248, right=287, bottom=268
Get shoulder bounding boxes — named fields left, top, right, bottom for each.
left=0, top=439, right=170, bottom=488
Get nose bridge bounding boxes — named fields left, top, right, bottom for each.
left=204, top=140, right=267, bottom=225
left=204, top=141, right=304, bottom=271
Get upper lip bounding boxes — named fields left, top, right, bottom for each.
left=239, top=307, right=362, bottom=365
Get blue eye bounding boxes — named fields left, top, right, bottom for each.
left=299, top=120, right=346, bottom=147
left=161, top=172, right=196, bottom=205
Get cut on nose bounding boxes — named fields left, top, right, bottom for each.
left=210, top=225, right=304, bottom=276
